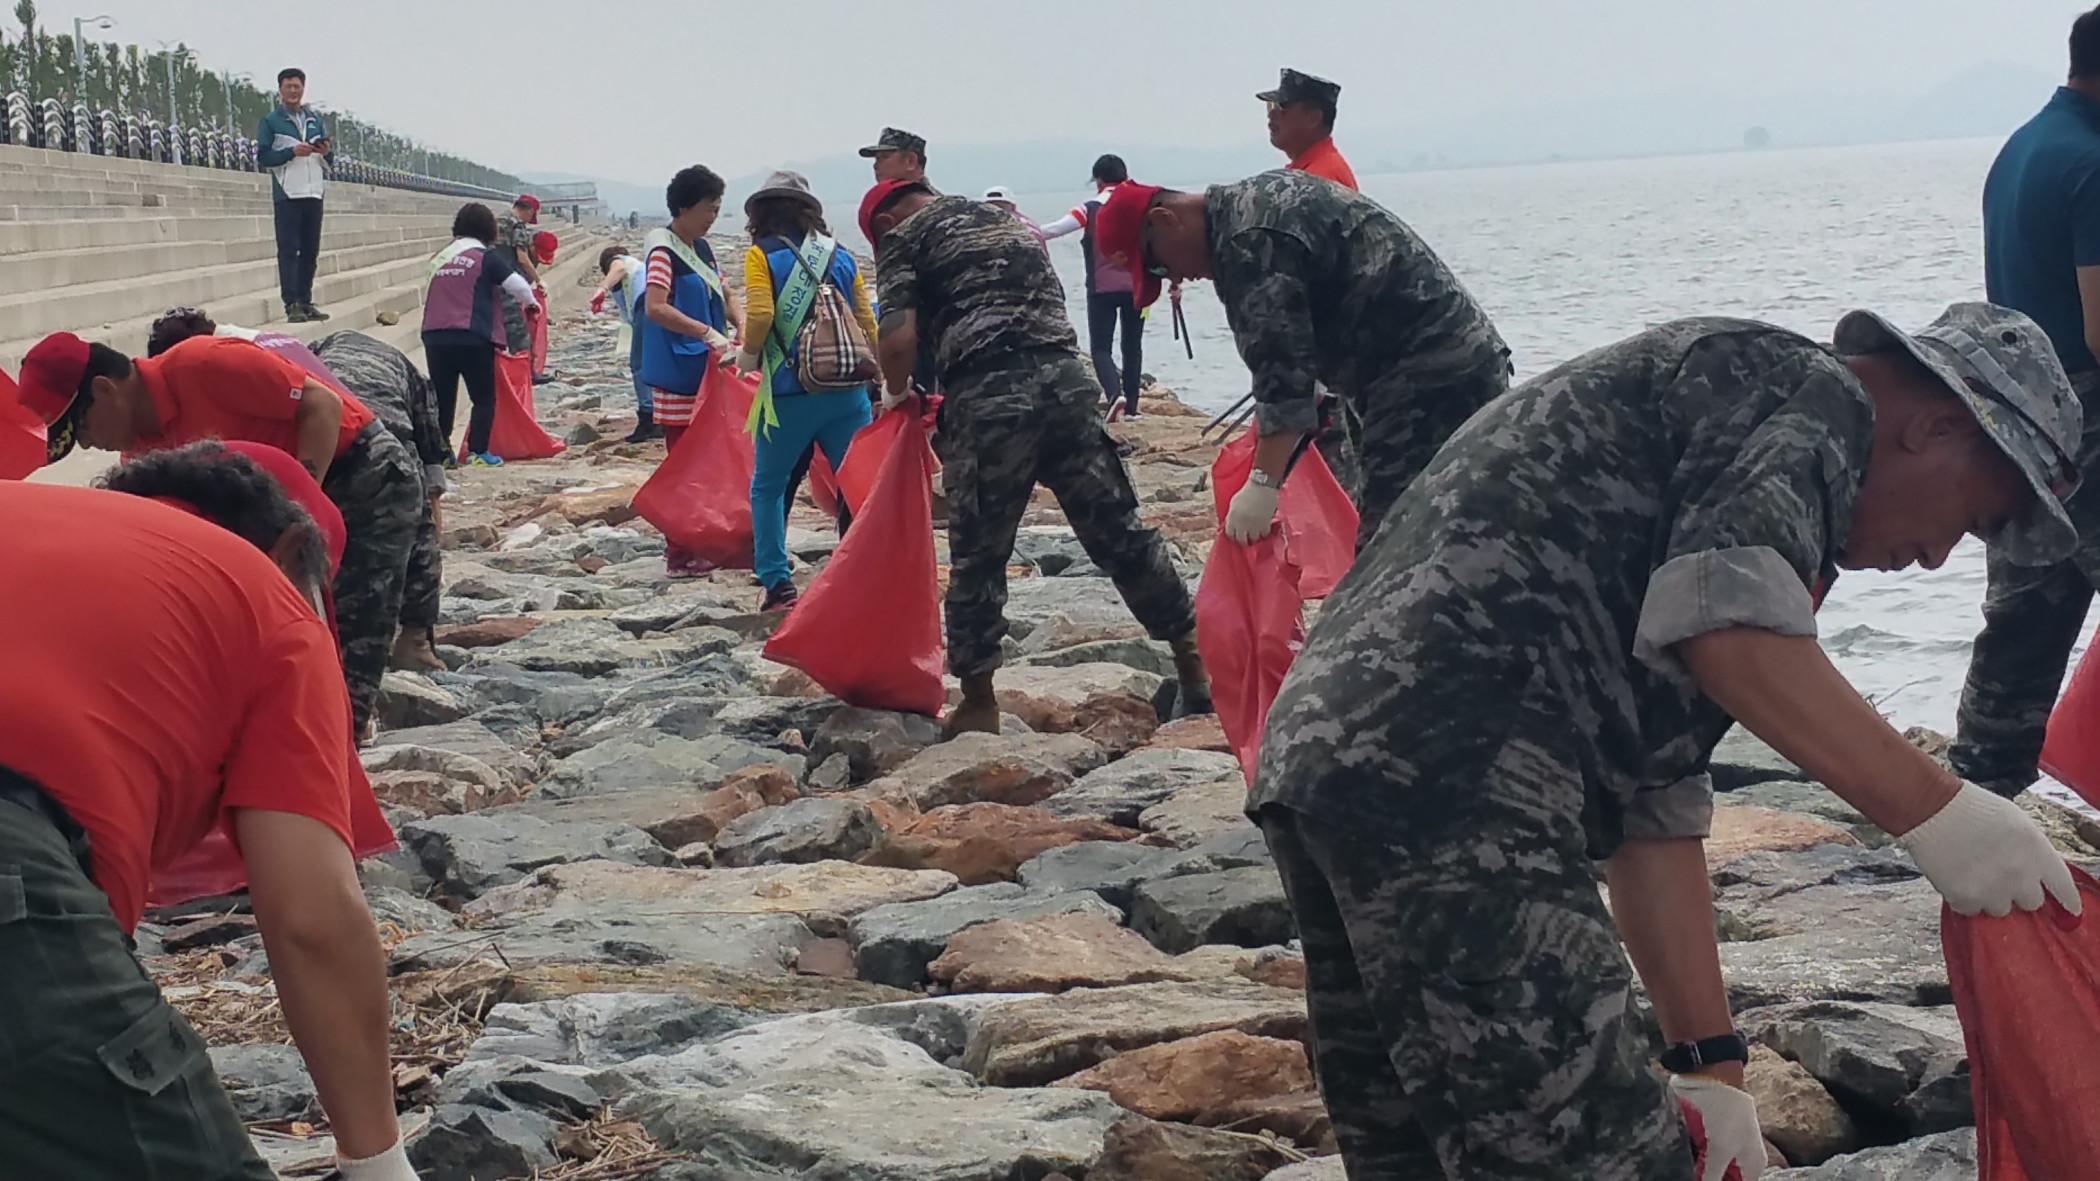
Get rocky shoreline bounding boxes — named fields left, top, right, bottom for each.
left=143, top=307, right=2100, bottom=1180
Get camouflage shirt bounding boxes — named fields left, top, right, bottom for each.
left=876, top=195, right=1080, bottom=382
left=1206, top=170, right=1510, bottom=435
left=1252, top=320, right=1873, bottom=858
left=494, top=214, right=537, bottom=271
left=313, top=331, right=447, bottom=481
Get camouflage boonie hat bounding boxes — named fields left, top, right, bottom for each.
left=858, top=128, right=927, bottom=159
left=1835, top=302, right=2082, bottom=565
left=1257, top=68, right=1341, bottom=113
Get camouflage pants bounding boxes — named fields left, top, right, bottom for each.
left=397, top=485, right=443, bottom=632
left=938, top=350, right=1196, bottom=677
left=1952, top=368, right=2100, bottom=796
left=1350, top=360, right=1510, bottom=552
left=1254, top=736, right=1687, bottom=1180
left=0, top=774, right=273, bottom=1181
left=322, top=423, right=424, bottom=732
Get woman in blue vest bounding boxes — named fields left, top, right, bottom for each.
left=590, top=245, right=659, bottom=442
left=637, top=164, right=742, bottom=576
left=733, top=171, right=880, bottom=612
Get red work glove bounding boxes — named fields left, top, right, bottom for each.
left=589, top=291, right=606, bottom=315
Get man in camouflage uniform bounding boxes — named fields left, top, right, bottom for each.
left=493, top=195, right=544, bottom=354
left=1096, top=170, right=1511, bottom=552
left=1252, top=306, right=2084, bottom=1180
left=861, top=179, right=1211, bottom=736
left=312, top=331, right=449, bottom=671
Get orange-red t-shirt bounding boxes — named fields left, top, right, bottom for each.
left=0, top=483, right=354, bottom=932
left=1289, top=137, right=1360, bottom=191
left=135, top=334, right=374, bottom=462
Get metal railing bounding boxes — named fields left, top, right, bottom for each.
left=0, top=90, right=582, bottom=206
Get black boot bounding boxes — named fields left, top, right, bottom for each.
left=625, top=407, right=656, bottom=443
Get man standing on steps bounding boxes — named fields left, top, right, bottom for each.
left=1953, top=3, right=2100, bottom=798
left=1096, top=171, right=1510, bottom=553
left=1262, top=68, right=1359, bottom=190
left=862, top=127, right=930, bottom=186
left=256, top=68, right=332, bottom=324
left=861, top=179, right=1213, bottom=737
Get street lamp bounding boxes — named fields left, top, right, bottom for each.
left=72, top=15, right=114, bottom=100
left=151, top=41, right=195, bottom=164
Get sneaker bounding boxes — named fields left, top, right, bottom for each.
left=284, top=303, right=313, bottom=324
left=467, top=452, right=504, bottom=467
left=665, top=551, right=716, bottom=579
left=441, top=454, right=459, bottom=470
left=760, top=579, right=800, bottom=612
left=531, top=374, right=555, bottom=386
left=301, top=302, right=329, bottom=322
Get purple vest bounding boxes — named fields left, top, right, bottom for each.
left=423, top=245, right=503, bottom=346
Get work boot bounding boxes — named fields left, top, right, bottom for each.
left=943, top=673, right=1002, bottom=739
left=1169, top=632, right=1215, bottom=717
left=300, top=302, right=329, bottom=322
left=625, top=407, right=656, bottom=444
left=390, top=626, right=445, bottom=672
left=284, top=302, right=313, bottom=324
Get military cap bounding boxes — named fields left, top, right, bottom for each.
left=858, top=128, right=928, bottom=159
left=1257, top=68, right=1341, bottom=113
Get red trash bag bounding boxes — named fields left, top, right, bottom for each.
left=530, top=302, right=551, bottom=378
left=2040, top=637, right=2100, bottom=811
left=148, top=752, right=398, bottom=908
left=461, top=351, right=565, bottom=462
left=806, top=449, right=842, bottom=520
left=631, top=367, right=758, bottom=569
left=0, top=368, right=47, bottom=480
left=1210, top=430, right=1360, bottom=600
left=1196, top=529, right=1306, bottom=782
left=764, top=415, right=944, bottom=715
left=1944, top=869, right=2100, bottom=1180
left=835, top=407, right=918, bottom=517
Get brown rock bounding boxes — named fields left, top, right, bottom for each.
left=393, top=959, right=514, bottom=1010
left=1705, top=806, right=1862, bottom=868
left=1054, top=1030, right=1314, bottom=1122
left=509, top=783, right=764, bottom=851
left=929, top=912, right=1193, bottom=993
left=1195, top=1090, right=1334, bottom=1155
left=1144, top=716, right=1233, bottom=754
left=444, top=524, right=500, bottom=550
left=1073, top=692, right=1162, bottom=756
left=370, top=769, right=515, bottom=815
left=870, top=732, right=1107, bottom=811
left=962, top=977, right=1308, bottom=1086
left=1743, top=1045, right=1859, bottom=1165
left=765, top=666, right=829, bottom=698
left=523, top=487, right=640, bottom=528
left=1242, top=954, right=1307, bottom=991
left=1088, top=1115, right=1294, bottom=1181
left=865, top=803, right=1139, bottom=885
left=576, top=555, right=609, bottom=574
left=434, top=616, right=546, bottom=649
left=985, top=666, right=1166, bottom=735
left=793, top=937, right=859, bottom=978
left=685, top=765, right=803, bottom=845
left=502, top=962, right=913, bottom=1014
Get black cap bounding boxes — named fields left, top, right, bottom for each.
left=1256, top=68, right=1341, bottom=113
left=858, top=127, right=928, bottom=159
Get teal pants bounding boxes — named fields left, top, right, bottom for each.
left=0, top=778, right=273, bottom=1181
left=752, top=390, right=872, bottom=588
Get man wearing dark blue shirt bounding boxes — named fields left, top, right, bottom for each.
left=1954, top=4, right=2100, bottom=797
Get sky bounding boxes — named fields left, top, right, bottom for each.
left=19, top=0, right=2099, bottom=187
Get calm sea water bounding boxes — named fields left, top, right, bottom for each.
left=1024, top=138, right=2095, bottom=808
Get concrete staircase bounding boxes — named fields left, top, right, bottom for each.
left=0, top=142, right=467, bottom=374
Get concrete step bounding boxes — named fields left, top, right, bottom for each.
left=0, top=212, right=453, bottom=256
left=0, top=236, right=445, bottom=340
left=0, top=229, right=451, bottom=298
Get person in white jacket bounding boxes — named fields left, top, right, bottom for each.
left=256, top=68, right=333, bottom=324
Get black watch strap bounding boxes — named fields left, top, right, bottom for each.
left=1658, top=1032, right=1750, bottom=1073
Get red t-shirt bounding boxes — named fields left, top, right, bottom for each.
left=1289, top=137, right=1360, bottom=191
left=0, top=483, right=354, bottom=932
left=135, top=335, right=375, bottom=462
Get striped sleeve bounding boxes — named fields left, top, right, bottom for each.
left=645, top=247, right=675, bottom=290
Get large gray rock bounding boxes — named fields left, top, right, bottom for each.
left=392, top=909, right=818, bottom=976
left=1711, top=726, right=1807, bottom=791
left=1014, top=637, right=1176, bottom=678
left=407, top=1104, right=559, bottom=1181
left=707, top=696, right=843, bottom=747
left=467, top=993, right=756, bottom=1066
left=435, top=1058, right=602, bottom=1120
left=363, top=884, right=460, bottom=934
left=370, top=720, right=536, bottom=788
left=609, top=590, right=732, bottom=635
left=1139, top=776, right=1258, bottom=849
left=1766, top=1129, right=1976, bottom=1180
left=399, top=811, right=674, bottom=899
left=961, top=977, right=1308, bottom=1086
left=375, top=671, right=469, bottom=730
left=538, top=732, right=794, bottom=799
left=435, top=666, right=610, bottom=727
left=1130, top=865, right=1294, bottom=954
left=1741, top=1001, right=1970, bottom=1133
left=1724, top=780, right=1886, bottom=846
left=1719, top=881, right=1948, bottom=1009
left=207, top=1044, right=316, bottom=1122
left=1044, top=749, right=1245, bottom=827
left=1004, top=577, right=1146, bottom=638
left=1016, top=841, right=1182, bottom=909
left=871, top=731, right=1108, bottom=811
left=848, top=884, right=1124, bottom=989
left=600, top=1008, right=966, bottom=1095
left=714, top=798, right=883, bottom=867
left=1264, top=1158, right=1346, bottom=1181
left=811, top=707, right=945, bottom=783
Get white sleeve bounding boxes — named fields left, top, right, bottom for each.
left=1039, top=211, right=1085, bottom=240
left=502, top=271, right=539, bottom=309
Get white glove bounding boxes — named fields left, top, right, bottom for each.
left=1223, top=480, right=1281, bottom=544
left=337, top=1140, right=422, bottom=1181
left=1898, top=781, right=2082, bottom=917
left=734, top=347, right=762, bottom=374
left=881, top=387, right=911, bottom=412
left=1671, top=1074, right=1764, bottom=1181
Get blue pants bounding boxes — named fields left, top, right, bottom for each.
left=632, top=365, right=653, bottom=414
left=752, top=391, right=872, bottom=587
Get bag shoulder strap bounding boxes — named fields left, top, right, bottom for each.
left=642, top=228, right=725, bottom=299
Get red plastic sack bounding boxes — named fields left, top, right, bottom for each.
left=807, top=450, right=842, bottom=520
left=2040, top=636, right=2100, bottom=811
left=1210, top=430, right=1360, bottom=600
left=1944, top=869, right=2100, bottom=1180
left=482, top=351, right=565, bottom=461
left=1196, top=529, right=1306, bottom=782
left=631, top=367, right=758, bottom=568
left=148, top=751, right=398, bottom=908
left=530, top=302, right=551, bottom=377
left=764, top=415, right=944, bottom=715
left=0, top=368, right=48, bottom=480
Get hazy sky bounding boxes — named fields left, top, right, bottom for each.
left=25, top=0, right=2098, bottom=183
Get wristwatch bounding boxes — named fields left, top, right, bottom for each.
left=1248, top=469, right=1280, bottom=489
left=1658, top=1032, right=1750, bottom=1074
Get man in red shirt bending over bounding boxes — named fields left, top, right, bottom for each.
left=0, top=457, right=418, bottom=1180
left=1262, top=68, right=1359, bottom=191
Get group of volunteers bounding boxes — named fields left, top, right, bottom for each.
left=11, top=13, right=2100, bottom=1175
